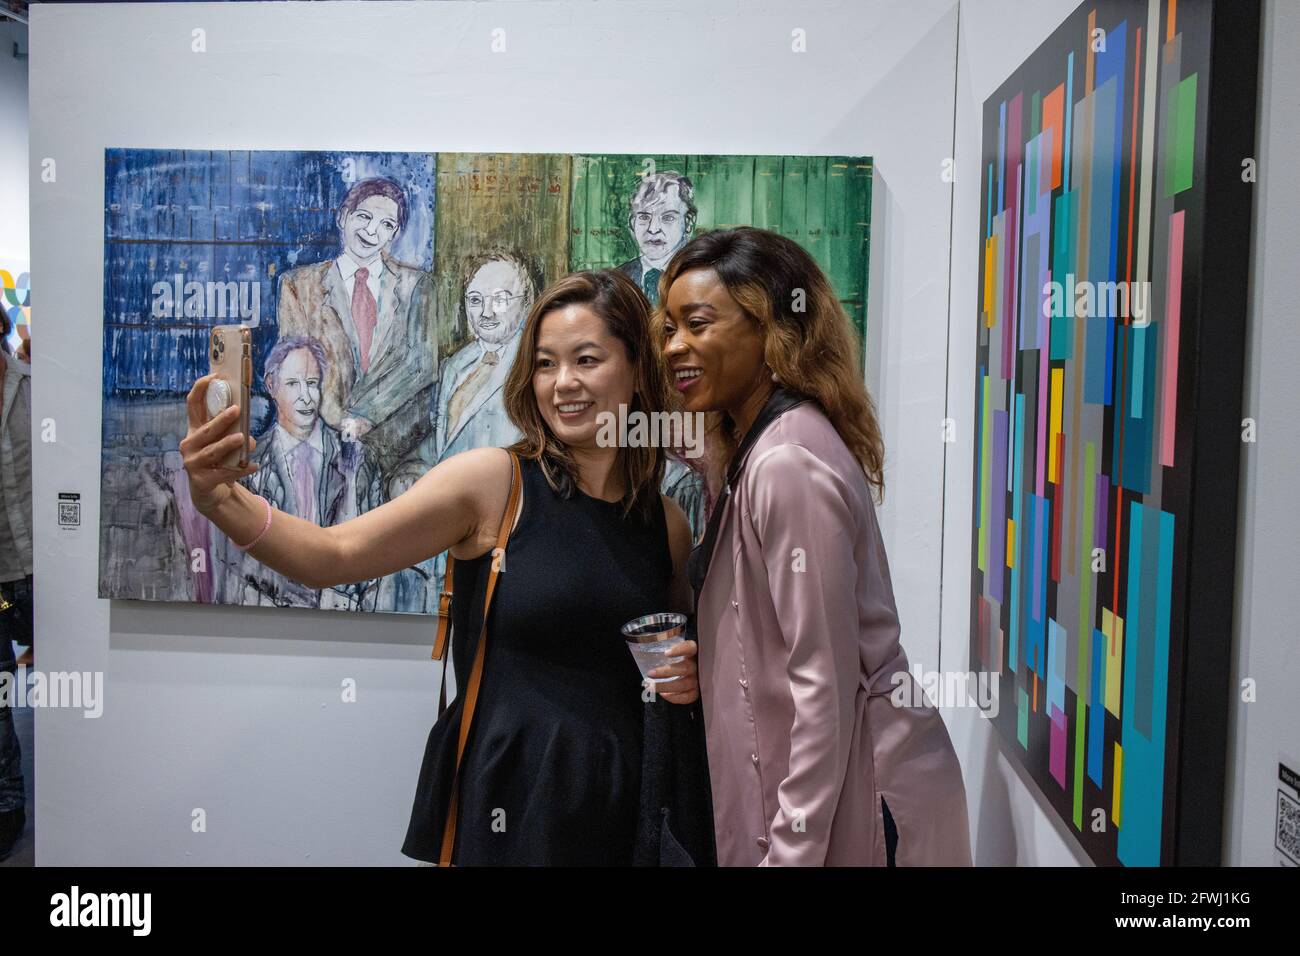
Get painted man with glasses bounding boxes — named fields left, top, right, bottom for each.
left=432, top=249, right=540, bottom=462
left=616, top=171, right=697, bottom=306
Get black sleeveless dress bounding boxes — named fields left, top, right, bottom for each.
left=402, top=456, right=672, bottom=865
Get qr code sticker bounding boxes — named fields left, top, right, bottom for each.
left=58, top=501, right=80, bottom=528
left=1277, top=789, right=1300, bottom=865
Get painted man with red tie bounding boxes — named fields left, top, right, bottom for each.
left=276, top=177, right=436, bottom=480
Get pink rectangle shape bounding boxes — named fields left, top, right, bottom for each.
left=1160, top=211, right=1185, bottom=466
left=1095, top=473, right=1110, bottom=549
left=1049, top=703, right=1067, bottom=787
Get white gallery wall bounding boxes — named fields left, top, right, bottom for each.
left=0, top=18, right=28, bottom=263
left=943, top=0, right=1092, bottom=867
left=1222, top=0, right=1300, bottom=868
left=26, top=0, right=1295, bottom=866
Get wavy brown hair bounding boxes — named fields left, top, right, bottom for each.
left=653, top=226, right=886, bottom=501
left=503, top=269, right=671, bottom=520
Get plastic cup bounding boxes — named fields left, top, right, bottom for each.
left=621, top=612, right=687, bottom=683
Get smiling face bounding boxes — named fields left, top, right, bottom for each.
left=466, top=259, right=531, bottom=346
left=339, top=195, right=400, bottom=263
left=271, top=347, right=323, bottom=437
left=631, top=185, right=690, bottom=267
left=662, top=267, right=769, bottom=416
left=532, top=303, right=636, bottom=452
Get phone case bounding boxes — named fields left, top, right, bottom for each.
left=207, top=325, right=252, bottom=469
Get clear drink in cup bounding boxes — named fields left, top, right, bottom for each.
left=621, top=612, right=687, bottom=683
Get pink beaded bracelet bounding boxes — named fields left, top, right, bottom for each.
left=232, top=494, right=273, bottom=552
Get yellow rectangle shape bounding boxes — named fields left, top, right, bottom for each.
left=1112, top=742, right=1123, bottom=828
left=1048, top=368, right=1064, bottom=483
left=1104, top=609, right=1124, bottom=716
left=983, top=236, right=997, bottom=326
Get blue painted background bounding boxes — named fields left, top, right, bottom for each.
left=102, top=148, right=437, bottom=416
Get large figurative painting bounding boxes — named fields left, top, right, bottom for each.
left=970, top=0, right=1258, bottom=865
left=100, top=149, right=872, bottom=614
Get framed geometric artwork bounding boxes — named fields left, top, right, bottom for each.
left=970, top=0, right=1260, bottom=865
left=99, top=148, right=872, bottom=615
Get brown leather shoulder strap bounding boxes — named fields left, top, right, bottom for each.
left=432, top=551, right=455, bottom=661
left=437, top=449, right=522, bottom=866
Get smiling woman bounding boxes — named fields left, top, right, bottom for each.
left=657, top=226, right=971, bottom=867
left=401, top=268, right=716, bottom=865
left=502, top=269, right=675, bottom=521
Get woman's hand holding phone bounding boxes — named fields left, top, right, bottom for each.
left=181, top=374, right=260, bottom=516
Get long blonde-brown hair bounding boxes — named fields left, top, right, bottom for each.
left=502, top=269, right=671, bottom=520
left=653, top=226, right=886, bottom=501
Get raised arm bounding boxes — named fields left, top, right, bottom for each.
left=181, top=374, right=509, bottom=591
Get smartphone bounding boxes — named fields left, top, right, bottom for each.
left=206, top=325, right=252, bottom=470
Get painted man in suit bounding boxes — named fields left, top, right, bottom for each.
left=426, top=251, right=539, bottom=596
left=237, top=335, right=379, bottom=608
left=433, top=250, right=540, bottom=463
left=616, top=171, right=697, bottom=307
left=276, top=176, right=436, bottom=480
left=616, top=172, right=705, bottom=541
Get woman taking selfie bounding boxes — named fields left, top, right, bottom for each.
left=182, top=269, right=713, bottom=866
left=656, top=226, right=972, bottom=867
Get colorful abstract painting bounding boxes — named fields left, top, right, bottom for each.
left=100, top=148, right=872, bottom=614
left=970, top=0, right=1258, bottom=865
left=1, top=261, right=29, bottom=354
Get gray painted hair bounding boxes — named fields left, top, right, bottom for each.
left=264, top=334, right=329, bottom=390
left=629, top=171, right=697, bottom=226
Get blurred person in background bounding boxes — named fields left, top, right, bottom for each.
left=0, top=313, right=32, bottom=860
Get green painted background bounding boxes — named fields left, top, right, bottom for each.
left=569, top=153, right=873, bottom=355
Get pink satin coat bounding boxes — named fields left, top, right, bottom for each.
left=696, top=402, right=973, bottom=866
